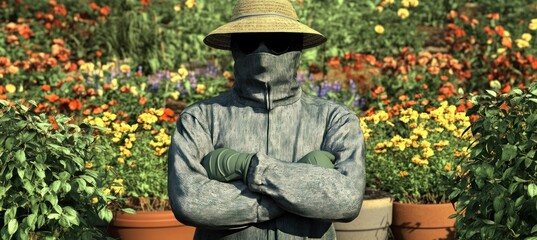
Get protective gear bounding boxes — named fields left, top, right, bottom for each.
left=201, top=148, right=255, bottom=183
left=297, top=150, right=336, bottom=169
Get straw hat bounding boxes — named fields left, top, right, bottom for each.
left=203, top=0, right=327, bottom=50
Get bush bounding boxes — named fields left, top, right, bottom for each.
left=449, top=83, right=537, bottom=239
left=0, top=100, right=113, bottom=240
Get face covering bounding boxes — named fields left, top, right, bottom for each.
left=233, top=50, right=302, bottom=109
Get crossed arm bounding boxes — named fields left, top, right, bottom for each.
left=168, top=112, right=365, bottom=228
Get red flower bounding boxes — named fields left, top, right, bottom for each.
left=42, top=84, right=51, bottom=91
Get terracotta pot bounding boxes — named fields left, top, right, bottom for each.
left=108, top=210, right=196, bottom=240
left=391, top=202, right=456, bottom=240
left=334, top=196, right=393, bottom=240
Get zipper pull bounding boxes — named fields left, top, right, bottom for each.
left=265, top=82, right=271, bottom=110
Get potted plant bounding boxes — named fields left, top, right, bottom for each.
left=84, top=106, right=195, bottom=240
left=362, top=101, right=473, bottom=240
left=448, top=83, right=537, bottom=239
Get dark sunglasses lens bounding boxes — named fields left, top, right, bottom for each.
left=238, top=39, right=260, bottom=54
left=266, top=39, right=291, bottom=54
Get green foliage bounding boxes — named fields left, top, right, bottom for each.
left=0, top=100, right=113, bottom=240
left=449, top=83, right=537, bottom=239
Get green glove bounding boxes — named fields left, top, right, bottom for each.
left=297, top=150, right=336, bottom=169
left=201, top=148, right=255, bottom=183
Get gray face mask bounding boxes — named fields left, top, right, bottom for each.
left=232, top=50, right=302, bottom=109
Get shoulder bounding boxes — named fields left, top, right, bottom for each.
left=181, top=90, right=234, bottom=117
left=300, top=93, right=357, bottom=121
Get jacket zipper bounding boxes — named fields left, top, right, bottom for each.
left=265, top=82, right=271, bottom=155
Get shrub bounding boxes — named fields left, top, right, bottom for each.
left=449, top=83, right=537, bottom=239
left=0, top=100, right=113, bottom=240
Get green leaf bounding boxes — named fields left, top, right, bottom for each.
left=529, top=183, right=537, bottom=198
left=483, top=219, right=495, bottom=225
left=51, top=181, right=61, bottom=193
left=531, top=225, right=537, bottom=234
left=486, top=90, right=497, bottom=97
left=7, top=219, right=18, bottom=235
left=501, top=144, right=517, bottom=162
left=15, top=150, right=25, bottom=163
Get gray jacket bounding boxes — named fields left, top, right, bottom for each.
left=168, top=73, right=366, bottom=239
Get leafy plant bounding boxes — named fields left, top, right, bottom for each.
left=449, top=83, right=537, bottom=239
left=0, top=100, right=113, bottom=240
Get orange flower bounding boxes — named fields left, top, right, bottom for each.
left=499, top=101, right=509, bottom=111
left=159, top=108, right=178, bottom=123
left=83, top=109, right=92, bottom=115
left=68, top=99, right=82, bottom=111
left=95, top=50, right=102, bottom=57
left=93, top=107, right=103, bottom=114
left=100, top=5, right=110, bottom=15
left=141, top=0, right=151, bottom=6
left=42, top=84, right=51, bottom=91
left=0, top=85, right=5, bottom=94
left=486, top=13, right=500, bottom=20
left=45, top=94, right=60, bottom=103
left=501, top=37, right=512, bottom=48
left=139, top=95, right=147, bottom=105
left=89, top=2, right=100, bottom=10
left=48, top=115, right=59, bottom=130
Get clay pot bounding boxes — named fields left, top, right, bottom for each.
left=108, top=210, right=195, bottom=240
left=391, top=202, right=456, bottom=240
left=334, top=195, right=393, bottom=240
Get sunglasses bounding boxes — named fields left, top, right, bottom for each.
left=231, top=33, right=303, bottom=55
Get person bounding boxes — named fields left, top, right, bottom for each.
left=167, top=0, right=366, bottom=239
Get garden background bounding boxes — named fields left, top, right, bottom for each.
left=1, top=0, right=537, bottom=239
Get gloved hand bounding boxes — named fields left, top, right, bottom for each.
left=201, top=148, right=255, bottom=183
left=297, top=150, right=336, bottom=169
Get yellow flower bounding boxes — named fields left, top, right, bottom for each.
left=118, top=157, right=125, bottom=164
left=102, top=62, right=115, bottom=72
left=85, top=162, right=93, bottom=169
left=110, top=78, right=119, bottom=90
left=399, top=171, right=409, bottom=177
left=522, top=33, right=532, bottom=42
left=503, top=30, right=511, bottom=37
left=178, top=65, right=189, bottom=78
left=401, top=0, right=410, bottom=8
left=170, top=91, right=180, bottom=100
left=120, top=64, right=130, bottom=73
left=529, top=19, right=537, bottom=30
left=196, top=84, right=206, bottom=94
left=420, top=140, right=431, bottom=148
left=515, top=39, right=530, bottom=48
left=375, top=6, right=383, bottom=12
left=103, top=188, right=111, bottom=196
left=497, top=48, right=507, bottom=54
left=444, top=163, right=452, bottom=171
left=5, top=84, right=16, bottom=93
left=385, top=0, right=394, bottom=4
left=7, top=65, right=19, bottom=74
left=409, top=0, right=419, bottom=7
left=80, top=63, right=95, bottom=74
left=91, top=197, right=99, bottom=204
left=397, top=8, right=410, bottom=19
left=185, top=0, right=196, bottom=8
left=422, top=147, right=435, bottom=158
left=375, top=25, right=385, bottom=34
left=174, top=3, right=181, bottom=11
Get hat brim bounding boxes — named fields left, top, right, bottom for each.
left=204, top=15, right=327, bottom=50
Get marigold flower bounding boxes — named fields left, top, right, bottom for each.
left=399, top=171, right=409, bottom=177
left=120, top=64, right=130, bottom=73
left=401, top=0, right=410, bottom=8
left=409, top=0, right=419, bottom=7
left=185, top=0, right=196, bottom=8
left=5, top=84, right=16, bottom=93
left=397, top=8, right=410, bottom=19
left=196, top=84, right=206, bottom=94
left=374, top=25, right=385, bottom=34
left=515, top=39, right=530, bottom=48
left=85, top=162, right=93, bottom=169
left=530, top=19, right=537, bottom=30
left=7, top=65, right=19, bottom=74
left=521, top=33, right=532, bottom=42
left=91, top=197, right=99, bottom=204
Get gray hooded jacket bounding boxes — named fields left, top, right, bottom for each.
left=168, top=52, right=366, bottom=240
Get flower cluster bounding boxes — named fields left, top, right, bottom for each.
left=363, top=102, right=472, bottom=203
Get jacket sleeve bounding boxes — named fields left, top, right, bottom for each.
left=168, top=111, right=285, bottom=228
left=246, top=110, right=366, bottom=222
